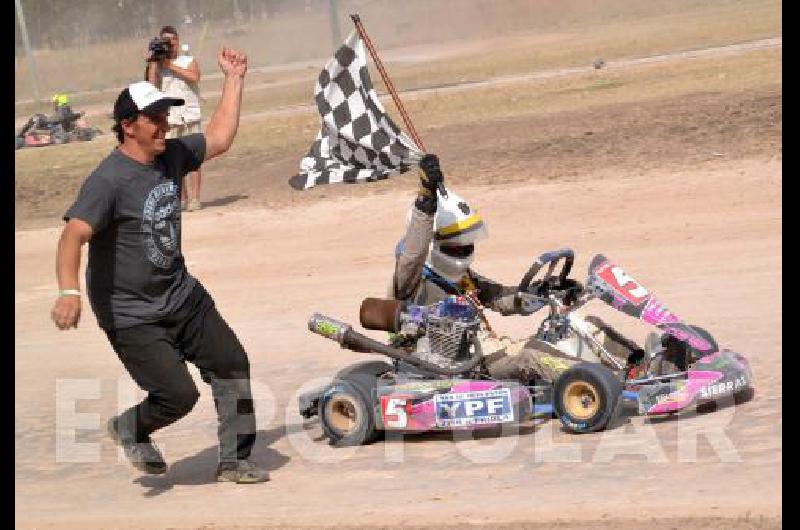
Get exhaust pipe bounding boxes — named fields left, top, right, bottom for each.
left=308, top=313, right=482, bottom=376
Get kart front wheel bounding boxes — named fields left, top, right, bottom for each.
left=554, top=362, right=623, bottom=433
left=319, top=372, right=381, bottom=447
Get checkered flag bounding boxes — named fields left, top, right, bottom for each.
left=292, top=30, right=424, bottom=190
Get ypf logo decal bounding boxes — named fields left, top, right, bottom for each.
left=141, top=182, right=179, bottom=268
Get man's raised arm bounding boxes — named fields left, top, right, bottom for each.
left=204, top=47, right=247, bottom=161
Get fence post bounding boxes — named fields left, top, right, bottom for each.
left=15, top=0, right=41, bottom=102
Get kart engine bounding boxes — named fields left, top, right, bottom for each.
left=361, top=296, right=482, bottom=371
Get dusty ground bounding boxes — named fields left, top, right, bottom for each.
left=16, top=3, right=781, bottom=528
left=15, top=157, right=782, bottom=528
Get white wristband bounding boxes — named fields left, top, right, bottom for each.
left=59, top=289, right=81, bottom=297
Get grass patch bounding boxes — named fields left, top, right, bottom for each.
left=401, top=48, right=781, bottom=130
left=15, top=0, right=781, bottom=228
left=17, top=45, right=778, bottom=221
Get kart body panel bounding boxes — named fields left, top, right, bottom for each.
left=632, top=349, right=753, bottom=415
left=585, top=255, right=754, bottom=415
left=374, top=378, right=539, bottom=431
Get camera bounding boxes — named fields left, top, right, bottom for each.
left=147, top=36, right=171, bottom=62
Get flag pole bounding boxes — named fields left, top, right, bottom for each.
left=350, top=14, right=449, bottom=198
left=350, top=14, right=425, bottom=152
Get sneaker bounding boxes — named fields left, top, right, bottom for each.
left=186, top=199, right=202, bottom=212
left=216, top=460, right=270, bottom=484
left=107, top=417, right=167, bottom=475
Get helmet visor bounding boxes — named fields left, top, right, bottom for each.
left=439, top=243, right=474, bottom=259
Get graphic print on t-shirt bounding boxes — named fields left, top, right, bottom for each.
left=141, top=182, right=179, bottom=268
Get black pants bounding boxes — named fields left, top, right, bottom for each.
left=105, top=283, right=256, bottom=463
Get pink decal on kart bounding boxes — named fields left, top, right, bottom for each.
left=696, top=351, right=722, bottom=364
left=696, top=351, right=748, bottom=372
left=409, top=400, right=436, bottom=431
left=662, top=325, right=714, bottom=352
left=646, top=370, right=723, bottom=414
left=450, top=381, right=499, bottom=393
left=641, top=296, right=681, bottom=326
left=406, top=382, right=529, bottom=431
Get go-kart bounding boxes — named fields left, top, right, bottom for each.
left=299, top=249, right=754, bottom=446
left=15, top=110, right=101, bottom=150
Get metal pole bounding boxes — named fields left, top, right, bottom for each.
left=329, top=0, right=342, bottom=53
left=15, top=0, right=41, bottom=102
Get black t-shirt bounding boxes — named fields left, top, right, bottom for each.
left=64, top=134, right=206, bottom=330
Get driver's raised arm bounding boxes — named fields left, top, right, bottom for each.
left=392, top=155, right=442, bottom=300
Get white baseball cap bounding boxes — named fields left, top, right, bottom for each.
left=113, top=81, right=184, bottom=121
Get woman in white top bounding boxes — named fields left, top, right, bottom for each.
left=146, top=25, right=203, bottom=211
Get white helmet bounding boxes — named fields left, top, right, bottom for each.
left=426, top=190, right=488, bottom=282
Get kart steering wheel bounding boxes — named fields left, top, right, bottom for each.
left=518, top=248, right=575, bottom=296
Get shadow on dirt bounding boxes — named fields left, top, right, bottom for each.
left=293, top=416, right=547, bottom=447
left=380, top=421, right=544, bottom=445
left=197, top=194, right=250, bottom=209
left=133, top=425, right=288, bottom=496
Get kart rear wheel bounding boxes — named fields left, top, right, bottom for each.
left=336, top=360, right=393, bottom=379
left=319, top=371, right=383, bottom=447
left=554, top=362, right=623, bottom=433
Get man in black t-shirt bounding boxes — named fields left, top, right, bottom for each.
left=50, top=48, right=268, bottom=484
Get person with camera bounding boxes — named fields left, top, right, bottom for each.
left=146, top=25, right=204, bottom=212
left=51, top=47, right=269, bottom=484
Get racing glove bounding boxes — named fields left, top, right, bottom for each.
left=415, top=153, right=444, bottom=215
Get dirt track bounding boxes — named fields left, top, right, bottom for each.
left=15, top=12, right=782, bottom=528
left=15, top=151, right=781, bottom=527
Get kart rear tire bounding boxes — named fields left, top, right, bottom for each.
left=554, top=362, right=623, bottom=433
left=319, top=371, right=383, bottom=447
left=336, top=360, right=392, bottom=379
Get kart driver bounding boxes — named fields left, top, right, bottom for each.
left=391, top=154, right=639, bottom=382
